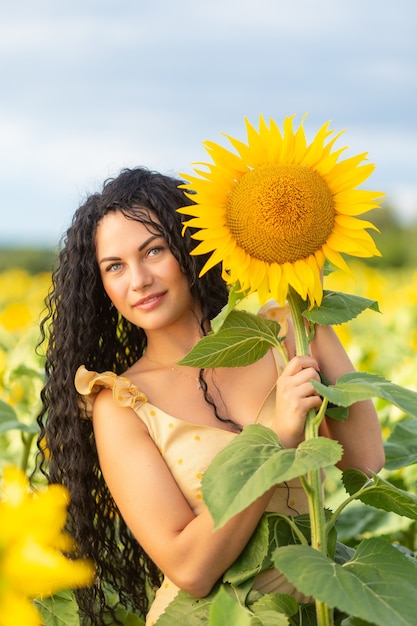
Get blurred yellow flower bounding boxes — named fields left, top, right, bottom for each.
left=0, top=466, right=94, bottom=625
left=0, top=269, right=33, bottom=302
left=0, top=302, right=32, bottom=332
left=179, top=115, right=383, bottom=305
left=0, top=590, right=42, bottom=626
left=6, top=380, right=25, bottom=405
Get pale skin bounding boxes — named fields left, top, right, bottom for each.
left=92, top=211, right=385, bottom=597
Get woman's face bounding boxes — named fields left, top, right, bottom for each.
left=95, top=211, right=195, bottom=333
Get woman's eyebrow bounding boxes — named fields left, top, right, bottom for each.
left=99, top=235, right=162, bottom=265
left=98, top=255, right=121, bottom=265
left=138, top=234, right=160, bottom=251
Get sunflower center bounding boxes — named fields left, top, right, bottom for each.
left=226, top=164, right=335, bottom=264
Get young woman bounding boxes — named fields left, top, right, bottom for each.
left=37, top=167, right=384, bottom=625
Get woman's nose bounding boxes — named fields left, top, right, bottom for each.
left=130, top=263, right=153, bottom=290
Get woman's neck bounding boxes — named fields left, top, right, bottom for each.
left=144, top=317, right=207, bottom=364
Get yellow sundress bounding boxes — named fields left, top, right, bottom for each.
left=75, top=351, right=310, bottom=625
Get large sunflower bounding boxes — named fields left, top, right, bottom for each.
left=178, top=115, right=383, bottom=306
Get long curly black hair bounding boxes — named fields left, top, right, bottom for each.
left=36, top=167, right=229, bottom=623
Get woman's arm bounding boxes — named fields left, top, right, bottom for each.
left=310, top=324, right=385, bottom=474
left=275, top=321, right=384, bottom=474
left=92, top=389, right=273, bottom=598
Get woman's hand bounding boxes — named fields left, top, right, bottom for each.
left=274, top=355, right=322, bottom=448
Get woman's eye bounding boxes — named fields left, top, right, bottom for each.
left=106, top=262, right=123, bottom=272
left=147, top=246, right=163, bottom=257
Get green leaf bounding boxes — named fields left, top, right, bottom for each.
left=341, top=617, right=378, bottom=626
left=223, top=514, right=270, bottom=585
left=112, top=608, right=145, bottom=625
left=154, top=588, right=214, bottom=625
left=155, top=582, right=253, bottom=626
left=211, top=282, right=250, bottom=333
left=208, top=586, right=252, bottom=626
left=250, top=610, right=290, bottom=625
left=179, top=311, right=281, bottom=368
left=34, top=590, right=81, bottom=625
left=325, top=404, right=350, bottom=422
left=311, top=371, right=417, bottom=418
left=0, top=417, right=39, bottom=435
left=273, top=538, right=417, bottom=626
left=35, top=590, right=146, bottom=626
left=342, top=469, right=417, bottom=521
left=267, top=512, right=312, bottom=547
left=384, top=419, right=417, bottom=469
left=202, top=424, right=342, bottom=529
left=225, top=512, right=316, bottom=588
left=9, top=363, right=45, bottom=381
left=250, top=592, right=298, bottom=617
left=0, top=398, right=18, bottom=422
left=303, top=290, right=380, bottom=326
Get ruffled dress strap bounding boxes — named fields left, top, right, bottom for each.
left=75, top=365, right=147, bottom=420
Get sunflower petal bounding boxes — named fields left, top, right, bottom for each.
left=321, top=244, right=352, bottom=274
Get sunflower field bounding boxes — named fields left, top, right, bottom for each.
left=1, top=260, right=417, bottom=624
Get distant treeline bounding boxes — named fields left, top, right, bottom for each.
left=362, top=203, right=417, bottom=268
left=0, top=204, right=416, bottom=274
left=0, top=246, right=58, bottom=273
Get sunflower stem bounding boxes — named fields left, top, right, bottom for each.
left=286, top=287, right=333, bottom=626
left=20, top=432, right=35, bottom=474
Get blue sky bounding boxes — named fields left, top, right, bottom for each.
left=1, top=0, right=416, bottom=245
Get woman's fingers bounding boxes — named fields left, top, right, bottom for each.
left=285, top=355, right=320, bottom=375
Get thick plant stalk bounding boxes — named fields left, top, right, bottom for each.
left=286, top=287, right=333, bottom=626
left=20, top=432, right=35, bottom=473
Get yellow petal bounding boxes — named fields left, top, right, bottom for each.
left=321, top=244, right=351, bottom=274
left=191, top=226, right=231, bottom=242
left=3, top=536, right=94, bottom=597
left=0, top=590, right=42, bottom=626
left=334, top=214, right=379, bottom=231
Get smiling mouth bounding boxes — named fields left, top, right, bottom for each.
left=133, top=292, right=166, bottom=307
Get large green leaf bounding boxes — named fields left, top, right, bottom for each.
left=341, top=617, right=378, bottom=626
left=202, top=424, right=342, bottom=529
left=250, top=612, right=290, bottom=626
left=311, top=372, right=417, bottom=418
left=211, top=282, right=250, bottom=333
left=155, top=582, right=252, bottom=626
left=384, top=419, right=417, bottom=469
left=273, top=538, right=417, bottom=626
left=223, top=514, right=270, bottom=585
left=250, top=593, right=298, bottom=618
left=111, top=608, right=145, bottom=625
left=35, top=590, right=146, bottom=626
left=342, top=469, right=417, bottom=520
left=208, top=587, right=252, bottom=626
left=249, top=593, right=305, bottom=625
left=179, top=311, right=281, bottom=368
left=154, top=588, right=215, bottom=625
left=34, top=590, right=81, bottom=625
left=303, top=290, right=380, bottom=326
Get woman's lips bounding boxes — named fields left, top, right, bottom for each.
left=133, top=291, right=166, bottom=310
